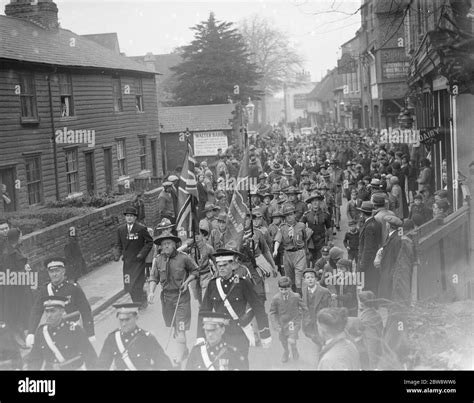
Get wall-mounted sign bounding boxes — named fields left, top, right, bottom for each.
left=193, top=131, right=228, bottom=156
left=419, top=127, right=445, bottom=146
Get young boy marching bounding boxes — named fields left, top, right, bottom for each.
left=269, top=277, right=307, bottom=363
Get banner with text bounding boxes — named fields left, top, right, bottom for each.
left=193, top=131, right=228, bottom=156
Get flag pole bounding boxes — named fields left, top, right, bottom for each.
left=185, top=131, right=200, bottom=264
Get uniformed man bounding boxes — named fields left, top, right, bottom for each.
left=199, top=202, right=220, bottom=232
left=273, top=205, right=307, bottom=295
left=26, top=257, right=95, bottom=349
left=252, top=210, right=272, bottom=250
left=98, top=303, right=172, bottom=370
left=269, top=210, right=285, bottom=276
left=210, top=212, right=227, bottom=251
left=148, top=234, right=199, bottom=364
left=157, top=181, right=176, bottom=223
left=301, top=194, right=332, bottom=264
left=115, top=207, right=153, bottom=307
left=25, top=296, right=97, bottom=370
left=283, top=186, right=307, bottom=221
left=198, top=248, right=272, bottom=369
left=186, top=311, right=246, bottom=370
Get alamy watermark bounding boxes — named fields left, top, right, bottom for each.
left=55, top=127, right=95, bottom=148
left=0, top=269, right=38, bottom=288
left=379, top=127, right=420, bottom=146
left=324, top=270, right=365, bottom=289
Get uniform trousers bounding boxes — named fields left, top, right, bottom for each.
left=283, top=249, right=307, bottom=290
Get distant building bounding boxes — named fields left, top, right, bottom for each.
left=0, top=0, right=162, bottom=212
left=129, top=52, right=182, bottom=107
left=283, top=70, right=318, bottom=125
left=158, top=104, right=237, bottom=173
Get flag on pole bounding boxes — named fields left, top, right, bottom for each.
left=176, top=142, right=199, bottom=239
left=223, top=141, right=250, bottom=249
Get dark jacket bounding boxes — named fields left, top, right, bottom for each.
left=358, top=216, right=382, bottom=294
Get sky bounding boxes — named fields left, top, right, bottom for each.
left=0, top=0, right=362, bottom=83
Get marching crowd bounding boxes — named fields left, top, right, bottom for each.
left=0, top=127, right=454, bottom=371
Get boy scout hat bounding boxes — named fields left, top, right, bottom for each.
left=259, top=191, right=274, bottom=200
left=123, top=206, right=138, bottom=216
left=43, top=295, right=68, bottom=309
left=156, top=218, right=175, bottom=232
left=162, top=181, right=173, bottom=187
left=113, top=302, right=141, bottom=315
left=282, top=167, right=295, bottom=176
left=305, top=193, right=324, bottom=203
left=271, top=210, right=285, bottom=218
left=217, top=212, right=227, bottom=222
left=204, top=202, right=219, bottom=212
left=258, top=173, right=267, bottom=180
left=284, top=186, right=301, bottom=195
left=199, top=220, right=210, bottom=235
left=321, top=246, right=330, bottom=255
left=45, top=257, right=66, bottom=270
left=153, top=234, right=181, bottom=246
left=168, top=175, right=179, bottom=182
left=200, top=311, right=231, bottom=328
left=281, top=205, right=296, bottom=215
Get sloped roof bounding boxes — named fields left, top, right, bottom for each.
left=0, top=15, right=156, bottom=74
left=159, top=104, right=236, bottom=133
left=81, top=33, right=121, bottom=54
left=129, top=53, right=182, bottom=79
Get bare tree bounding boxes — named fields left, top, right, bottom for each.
left=239, top=15, right=305, bottom=124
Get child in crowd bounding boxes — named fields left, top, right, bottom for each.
left=343, top=220, right=360, bottom=262
left=269, top=276, right=307, bottom=363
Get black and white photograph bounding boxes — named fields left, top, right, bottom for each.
left=0, top=0, right=473, bottom=400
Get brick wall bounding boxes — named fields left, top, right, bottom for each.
left=20, top=199, right=131, bottom=284
left=143, top=186, right=164, bottom=230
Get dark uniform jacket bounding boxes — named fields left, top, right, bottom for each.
left=186, top=340, right=246, bottom=370
left=28, top=280, right=94, bottom=337
left=26, top=320, right=97, bottom=370
left=301, top=284, right=331, bottom=344
left=116, top=221, right=153, bottom=292
left=301, top=210, right=331, bottom=248
left=98, top=326, right=172, bottom=370
left=199, top=275, right=271, bottom=341
left=269, top=291, right=307, bottom=338
left=378, top=231, right=402, bottom=300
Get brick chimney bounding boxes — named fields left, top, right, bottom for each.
left=5, top=0, right=59, bottom=30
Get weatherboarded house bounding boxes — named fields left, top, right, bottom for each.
left=0, top=0, right=162, bottom=212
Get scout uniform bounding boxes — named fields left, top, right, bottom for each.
left=186, top=312, right=246, bottom=370
left=199, top=203, right=220, bottom=232
left=301, top=194, right=332, bottom=263
left=199, top=248, right=272, bottom=369
left=275, top=205, right=307, bottom=293
left=209, top=212, right=227, bottom=251
left=283, top=186, right=308, bottom=221
left=98, top=303, right=172, bottom=370
left=27, top=258, right=95, bottom=340
left=25, top=296, right=97, bottom=370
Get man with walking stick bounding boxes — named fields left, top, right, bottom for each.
left=148, top=233, right=199, bottom=366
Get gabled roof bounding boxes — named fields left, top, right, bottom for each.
left=81, top=33, right=121, bottom=54
left=159, top=104, right=236, bottom=133
left=0, top=15, right=156, bottom=74
left=129, top=53, right=182, bottom=79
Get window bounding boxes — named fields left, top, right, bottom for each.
left=139, top=137, right=147, bottom=170
left=19, top=73, right=37, bottom=119
left=135, top=78, right=144, bottom=112
left=59, top=73, right=74, bottom=117
left=65, top=149, right=79, bottom=194
left=116, top=139, right=127, bottom=176
left=25, top=156, right=42, bottom=205
left=112, top=78, right=123, bottom=112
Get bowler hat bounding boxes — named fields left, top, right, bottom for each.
left=123, top=207, right=138, bottom=216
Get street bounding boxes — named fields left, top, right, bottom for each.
left=91, top=203, right=351, bottom=370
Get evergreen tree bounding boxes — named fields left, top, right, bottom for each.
left=170, top=12, right=263, bottom=105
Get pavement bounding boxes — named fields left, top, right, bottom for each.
left=80, top=200, right=350, bottom=322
